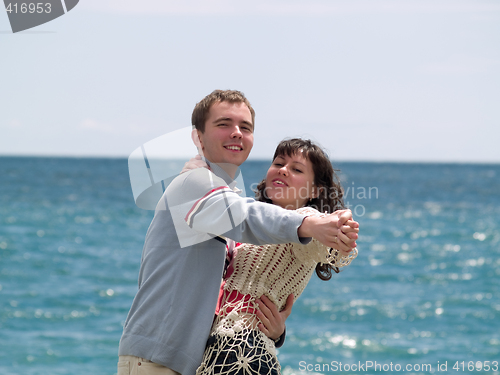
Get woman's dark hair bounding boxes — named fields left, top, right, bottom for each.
left=254, top=138, right=345, bottom=280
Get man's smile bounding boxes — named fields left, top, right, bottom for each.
left=224, top=145, right=243, bottom=151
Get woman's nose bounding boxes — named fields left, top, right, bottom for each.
left=279, top=165, right=288, bottom=176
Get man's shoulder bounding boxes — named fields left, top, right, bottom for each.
left=165, top=168, right=231, bottom=205
left=167, top=168, right=225, bottom=190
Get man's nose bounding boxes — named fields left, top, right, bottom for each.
left=231, top=126, right=243, bottom=138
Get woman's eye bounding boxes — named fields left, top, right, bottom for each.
left=293, top=168, right=303, bottom=173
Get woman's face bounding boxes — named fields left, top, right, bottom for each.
left=264, top=151, right=316, bottom=210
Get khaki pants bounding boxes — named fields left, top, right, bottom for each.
left=118, top=355, right=181, bottom=375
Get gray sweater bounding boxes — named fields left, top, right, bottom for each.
left=118, top=165, right=308, bottom=375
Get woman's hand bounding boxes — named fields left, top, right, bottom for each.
left=337, top=217, right=359, bottom=255
left=180, top=154, right=210, bottom=174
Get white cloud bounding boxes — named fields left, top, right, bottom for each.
left=79, top=0, right=500, bottom=16
left=419, top=55, right=500, bottom=75
left=79, top=118, right=178, bottom=139
left=80, top=119, right=101, bottom=129
left=79, top=119, right=119, bottom=134
left=6, top=119, right=23, bottom=129
left=138, top=126, right=197, bottom=159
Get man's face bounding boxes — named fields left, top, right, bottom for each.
left=196, top=101, right=254, bottom=166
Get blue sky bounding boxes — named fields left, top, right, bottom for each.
left=1, top=0, right=499, bottom=162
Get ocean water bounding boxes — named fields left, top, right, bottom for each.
left=1, top=157, right=499, bottom=375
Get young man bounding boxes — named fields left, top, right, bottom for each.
left=118, top=90, right=358, bottom=375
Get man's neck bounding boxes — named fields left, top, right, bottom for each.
left=206, top=160, right=240, bottom=180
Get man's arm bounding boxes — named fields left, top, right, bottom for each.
left=167, top=167, right=308, bottom=247
left=177, top=158, right=359, bottom=250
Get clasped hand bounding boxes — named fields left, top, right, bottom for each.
left=298, top=209, right=358, bottom=254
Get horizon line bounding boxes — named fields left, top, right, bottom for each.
left=1, top=153, right=499, bottom=165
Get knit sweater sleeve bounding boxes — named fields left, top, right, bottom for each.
left=291, top=207, right=358, bottom=268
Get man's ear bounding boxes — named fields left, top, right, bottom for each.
left=191, top=128, right=203, bottom=151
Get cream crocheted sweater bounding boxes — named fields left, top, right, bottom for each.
left=211, top=206, right=358, bottom=343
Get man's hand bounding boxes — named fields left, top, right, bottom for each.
left=298, top=209, right=358, bottom=253
left=256, top=294, right=294, bottom=341
left=180, top=155, right=209, bottom=174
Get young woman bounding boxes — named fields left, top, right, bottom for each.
left=196, top=138, right=359, bottom=375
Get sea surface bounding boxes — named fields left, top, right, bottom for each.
left=1, top=157, right=499, bottom=375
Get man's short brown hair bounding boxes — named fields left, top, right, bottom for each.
left=191, top=90, right=255, bottom=133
